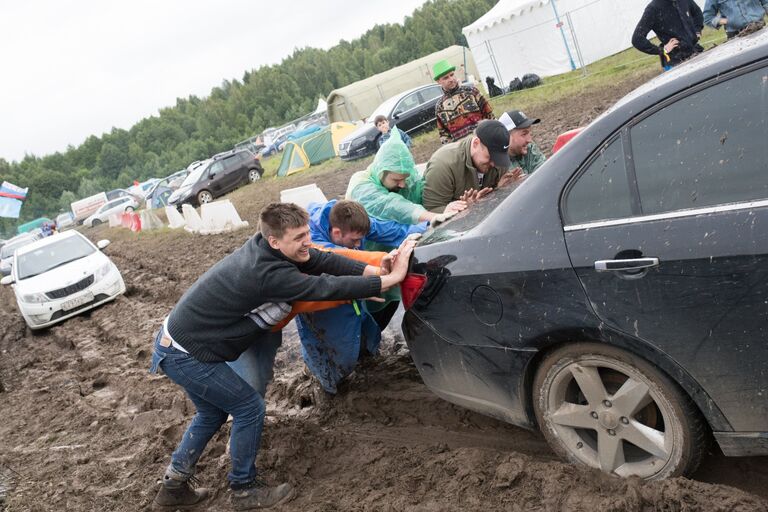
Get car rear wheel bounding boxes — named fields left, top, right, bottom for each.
left=92, top=219, right=102, bottom=226
left=125, top=206, right=134, bottom=212
left=533, top=342, right=707, bottom=480
left=248, top=169, right=261, bottom=183
left=197, top=190, right=213, bottom=204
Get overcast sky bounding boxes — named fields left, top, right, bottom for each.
left=0, top=1, right=429, bottom=163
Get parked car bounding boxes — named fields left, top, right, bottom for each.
left=127, top=179, right=162, bottom=200
left=83, top=196, right=139, bottom=227
left=168, top=149, right=263, bottom=208
left=401, top=32, right=768, bottom=480
left=106, top=188, right=141, bottom=202
left=0, top=231, right=125, bottom=330
left=338, top=83, right=445, bottom=160
left=55, top=212, right=75, bottom=231
left=0, top=232, right=45, bottom=276
left=144, top=169, right=191, bottom=209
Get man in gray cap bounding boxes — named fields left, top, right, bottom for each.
left=499, top=110, right=547, bottom=176
left=422, top=119, right=511, bottom=213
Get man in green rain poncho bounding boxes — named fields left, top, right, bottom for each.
left=344, top=127, right=466, bottom=328
left=345, top=127, right=467, bottom=226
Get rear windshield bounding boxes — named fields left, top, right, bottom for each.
left=16, top=236, right=96, bottom=280
left=180, top=162, right=210, bottom=188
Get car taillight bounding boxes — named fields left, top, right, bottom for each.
left=401, top=273, right=427, bottom=310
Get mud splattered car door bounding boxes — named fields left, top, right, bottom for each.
left=562, top=65, right=768, bottom=433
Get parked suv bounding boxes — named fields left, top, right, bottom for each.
left=168, top=149, right=263, bottom=208
left=402, top=32, right=768, bottom=480
left=338, top=83, right=445, bottom=160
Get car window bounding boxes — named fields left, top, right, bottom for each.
left=564, top=137, right=633, bottom=224
left=631, top=66, right=768, bottom=215
left=222, top=155, right=242, bottom=169
left=1, top=237, right=34, bottom=259
left=209, top=161, right=225, bottom=176
left=16, top=235, right=96, bottom=280
left=394, top=92, right=421, bottom=115
left=419, top=86, right=443, bottom=103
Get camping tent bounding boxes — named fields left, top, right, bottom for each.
left=462, top=0, right=706, bottom=86
left=277, top=122, right=357, bottom=176
left=327, top=45, right=481, bottom=123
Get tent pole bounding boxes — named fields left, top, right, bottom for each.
left=551, top=0, right=576, bottom=71
left=565, top=11, right=588, bottom=76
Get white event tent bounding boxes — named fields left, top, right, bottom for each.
left=462, top=0, right=707, bottom=86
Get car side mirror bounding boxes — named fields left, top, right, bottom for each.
left=209, top=172, right=216, bottom=179
left=97, top=240, right=110, bottom=250
left=1, top=275, right=14, bottom=285
left=393, top=111, right=402, bottom=119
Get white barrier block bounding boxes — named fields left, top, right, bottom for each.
left=200, top=200, right=249, bottom=235
left=279, top=184, right=327, bottom=210
left=414, top=162, right=427, bottom=176
left=165, top=206, right=186, bottom=229
left=139, top=209, right=164, bottom=230
left=182, top=204, right=204, bottom=233
left=108, top=214, right=122, bottom=228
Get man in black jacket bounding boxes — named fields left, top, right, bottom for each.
left=633, top=0, right=705, bottom=69
left=150, top=202, right=414, bottom=510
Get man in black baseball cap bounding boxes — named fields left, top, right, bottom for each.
left=499, top=110, right=547, bottom=175
left=422, top=120, right=511, bottom=213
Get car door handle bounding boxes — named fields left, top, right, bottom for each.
left=594, top=258, right=659, bottom=271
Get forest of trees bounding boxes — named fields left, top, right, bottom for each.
left=0, top=0, right=495, bottom=236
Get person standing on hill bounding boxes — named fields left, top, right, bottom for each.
left=149, top=202, right=414, bottom=511
left=632, top=0, right=705, bottom=70
left=703, top=0, right=768, bottom=39
left=433, top=59, right=494, bottom=144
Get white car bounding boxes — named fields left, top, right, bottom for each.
left=55, top=212, right=75, bottom=230
left=0, top=231, right=126, bottom=330
left=83, top=196, right=139, bottom=227
left=0, top=232, right=43, bottom=276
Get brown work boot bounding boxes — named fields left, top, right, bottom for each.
left=153, top=474, right=210, bottom=510
left=231, top=479, right=295, bottom=510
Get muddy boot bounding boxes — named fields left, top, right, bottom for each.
left=153, top=473, right=210, bottom=510
left=231, top=479, right=295, bottom=510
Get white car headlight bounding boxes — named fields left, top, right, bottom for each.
left=94, top=262, right=113, bottom=282
left=21, top=292, right=48, bottom=303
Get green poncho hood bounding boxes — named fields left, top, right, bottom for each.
left=345, top=127, right=426, bottom=225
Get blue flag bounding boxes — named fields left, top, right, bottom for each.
left=0, top=197, right=23, bottom=219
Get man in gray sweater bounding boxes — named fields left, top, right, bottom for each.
left=150, top=202, right=414, bottom=510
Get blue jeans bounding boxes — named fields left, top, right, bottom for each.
left=149, top=329, right=266, bottom=487
left=226, top=330, right=282, bottom=395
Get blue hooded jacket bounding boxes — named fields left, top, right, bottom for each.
left=307, top=200, right=427, bottom=249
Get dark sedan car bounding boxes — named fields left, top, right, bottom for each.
left=402, top=31, right=768, bottom=480
left=338, top=83, right=445, bottom=160
left=168, top=149, right=263, bottom=208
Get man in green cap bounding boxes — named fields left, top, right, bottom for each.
left=433, top=58, right=494, bottom=145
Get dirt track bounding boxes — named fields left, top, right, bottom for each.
left=1, top=70, right=767, bottom=511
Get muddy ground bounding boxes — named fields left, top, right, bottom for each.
left=1, top=69, right=767, bottom=511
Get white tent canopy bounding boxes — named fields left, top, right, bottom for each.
left=463, top=0, right=706, bottom=87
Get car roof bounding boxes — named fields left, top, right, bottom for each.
left=15, top=230, right=86, bottom=256
left=603, top=30, right=768, bottom=122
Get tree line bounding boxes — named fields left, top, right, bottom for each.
left=0, top=0, right=495, bottom=236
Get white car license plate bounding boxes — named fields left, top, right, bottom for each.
left=62, top=292, right=94, bottom=311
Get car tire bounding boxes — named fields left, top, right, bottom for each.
left=92, top=219, right=102, bottom=226
left=532, top=342, right=707, bottom=480
left=248, top=169, right=261, bottom=182
left=125, top=206, right=134, bottom=212
left=197, top=190, right=213, bottom=204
